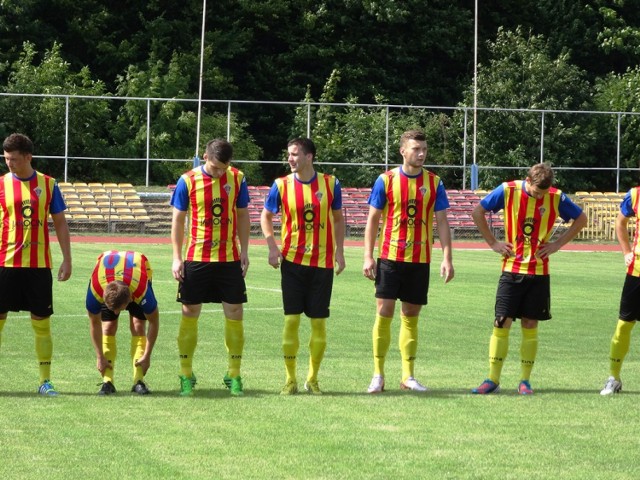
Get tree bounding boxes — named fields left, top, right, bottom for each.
left=456, top=27, right=598, bottom=192
left=0, top=41, right=111, bottom=180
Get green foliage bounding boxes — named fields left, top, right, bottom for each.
left=456, top=27, right=598, bottom=191
left=291, top=71, right=462, bottom=188
left=0, top=41, right=111, bottom=179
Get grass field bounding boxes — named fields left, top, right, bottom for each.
left=1, top=242, right=639, bottom=479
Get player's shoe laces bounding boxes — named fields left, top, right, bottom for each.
left=600, top=376, right=622, bottom=396
left=367, top=375, right=385, bottom=394
left=280, top=380, right=298, bottom=395
left=131, top=380, right=151, bottom=395
left=97, top=381, right=116, bottom=395
left=400, top=376, right=428, bottom=392
left=38, top=380, right=59, bottom=396
left=472, top=379, right=500, bottom=394
left=304, top=380, right=322, bottom=395
left=518, top=380, right=533, bottom=395
left=179, top=374, right=197, bottom=396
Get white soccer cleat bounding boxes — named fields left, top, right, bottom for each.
left=367, top=375, right=385, bottom=394
left=400, top=376, right=428, bottom=392
left=600, top=376, right=622, bottom=396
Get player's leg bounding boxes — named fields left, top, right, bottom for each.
left=222, top=302, right=245, bottom=396
left=602, top=274, right=640, bottom=395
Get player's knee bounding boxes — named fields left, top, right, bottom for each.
left=494, top=316, right=509, bottom=328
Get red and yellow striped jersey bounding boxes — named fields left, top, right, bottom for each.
left=89, top=251, right=152, bottom=304
left=624, top=186, right=640, bottom=277
left=502, top=181, right=561, bottom=275
left=0, top=172, right=57, bottom=268
left=275, top=173, right=338, bottom=268
left=376, top=168, right=442, bottom=264
left=179, top=167, right=245, bottom=262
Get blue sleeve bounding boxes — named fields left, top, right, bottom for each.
left=236, top=177, right=250, bottom=208
left=263, top=182, right=281, bottom=214
left=85, top=284, right=101, bottom=314
left=434, top=180, right=450, bottom=211
left=332, top=179, right=343, bottom=210
left=140, top=283, right=158, bottom=314
left=50, top=184, right=66, bottom=215
left=620, top=190, right=634, bottom=217
left=367, top=176, right=386, bottom=210
left=480, top=184, right=506, bottom=213
left=169, top=177, right=189, bottom=210
left=558, top=192, right=583, bottom=222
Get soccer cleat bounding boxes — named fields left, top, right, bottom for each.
left=518, top=380, right=534, bottom=395
left=230, top=376, right=244, bottom=396
left=367, top=375, right=385, bottom=394
left=600, top=376, right=622, bottom=396
left=280, top=380, right=298, bottom=395
left=223, top=373, right=232, bottom=389
left=400, top=376, right=428, bottom=392
left=38, top=380, right=59, bottom=396
left=304, top=380, right=322, bottom=395
left=131, top=380, right=151, bottom=395
left=98, top=381, right=117, bottom=395
left=179, top=374, right=197, bottom=396
left=472, top=379, right=500, bottom=394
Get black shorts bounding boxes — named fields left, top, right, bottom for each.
left=177, top=261, right=247, bottom=305
left=495, top=272, right=551, bottom=321
left=0, top=267, right=53, bottom=316
left=619, top=274, right=640, bottom=321
left=281, top=260, right=333, bottom=318
left=101, top=301, right=146, bottom=322
left=375, top=259, right=430, bottom=305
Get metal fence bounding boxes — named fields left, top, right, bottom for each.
left=2, top=91, right=640, bottom=191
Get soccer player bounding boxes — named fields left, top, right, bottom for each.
left=471, top=163, right=587, bottom=395
left=600, top=186, right=640, bottom=395
left=86, top=250, right=159, bottom=395
left=363, top=129, right=454, bottom=394
left=260, top=137, right=345, bottom=395
left=0, top=133, right=72, bottom=395
left=171, top=138, right=250, bottom=397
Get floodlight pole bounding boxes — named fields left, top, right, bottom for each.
left=194, top=0, right=207, bottom=167
left=471, top=0, right=479, bottom=191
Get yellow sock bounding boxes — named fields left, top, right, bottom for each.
left=31, top=318, right=53, bottom=383
left=609, top=319, right=635, bottom=380
left=177, top=315, right=198, bottom=377
left=0, top=318, right=6, bottom=350
left=488, top=327, right=510, bottom=384
left=131, top=335, right=146, bottom=383
left=372, top=315, right=392, bottom=376
left=225, top=317, right=244, bottom=378
left=399, top=315, right=419, bottom=382
left=102, top=335, right=116, bottom=383
left=307, top=318, right=327, bottom=383
left=520, top=327, right=538, bottom=381
left=282, top=314, right=300, bottom=383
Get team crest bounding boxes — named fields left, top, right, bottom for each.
left=34, top=187, right=42, bottom=197
left=538, top=206, right=546, bottom=215
left=419, top=186, right=427, bottom=197
left=224, top=184, right=231, bottom=195
left=315, top=191, right=323, bottom=201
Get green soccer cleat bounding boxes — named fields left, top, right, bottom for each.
left=304, top=380, right=322, bottom=395
left=38, top=380, right=59, bottom=396
left=280, top=380, right=298, bottom=395
left=179, top=373, right=197, bottom=396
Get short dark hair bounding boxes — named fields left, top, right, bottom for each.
left=400, top=129, right=427, bottom=147
left=205, top=139, right=233, bottom=164
left=288, top=137, right=316, bottom=158
left=3, top=133, right=34, bottom=154
left=527, top=163, right=554, bottom=189
left=103, top=280, right=131, bottom=311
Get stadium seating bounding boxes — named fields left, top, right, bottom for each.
left=59, top=182, right=150, bottom=232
